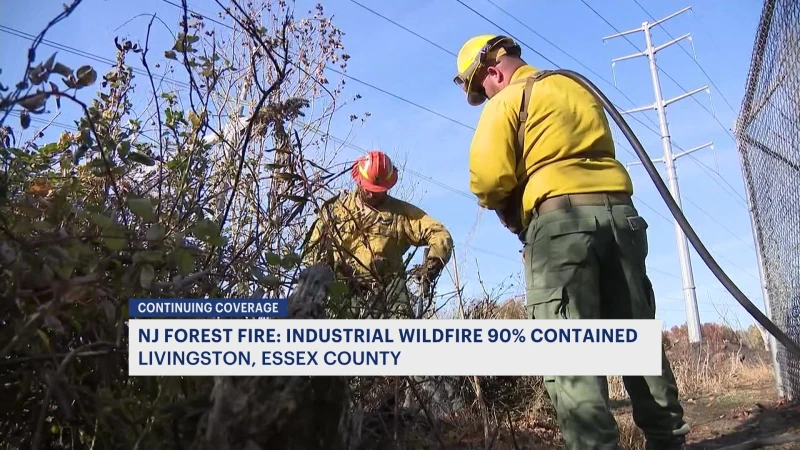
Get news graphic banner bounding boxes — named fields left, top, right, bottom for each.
left=129, top=298, right=288, bottom=318
left=128, top=299, right=664, bottom=376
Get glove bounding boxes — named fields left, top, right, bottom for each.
left=495, top=202, right=524, bottom=235
left=335, top=261, right=355, bottom=278
left=496, top=209, right=523, bottom=235
left=411, top=257, right=444, bottom=282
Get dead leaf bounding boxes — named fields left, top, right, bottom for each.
left=19, top=92, right=47, bottom=111
left=52, top=62, right=72, bottom=77
left=75, top=65, right=97, bottom=87
left=28, top=178, right=52, bottom=195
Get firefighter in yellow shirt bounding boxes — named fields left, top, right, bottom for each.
left=303, top=150, right=453, bottom=319
left=453, top=35, right=690, bottom=450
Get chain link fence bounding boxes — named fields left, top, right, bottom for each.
left=734, top=0, right=800, bottom=401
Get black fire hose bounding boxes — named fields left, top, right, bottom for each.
left=544, top=68, right=800, bottom=357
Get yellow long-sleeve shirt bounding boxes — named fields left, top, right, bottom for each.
left=468, top=64, right=634, bottom=229
left=303, top=190, right=453, bottom=278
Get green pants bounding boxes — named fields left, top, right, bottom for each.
left=522, top=197, right=689, bottom=450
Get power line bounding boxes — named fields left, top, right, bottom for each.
left=300, top=122, right=476, bottom=200
left=3, top=2, right=747, bottom=211
left=443, top=2, right=748, bottom=214
left=9, top=115, right=762, bottom=303
left=346, top=0, right=659, bottom=159
left=480, top=0, right=642, bottom=107
left=171, top=0, right=749, bottom=214
left=649, top=264, right=761, bottom=302
left=633, top=191, right=757, bottom=287
left=160, top=0, right=706, bottom=216
left=707, top=247, right=761, bottom=282
left=159, top=0, right=477, bottom=131
left=452, top=0, right=668, bottom=136
left=3, top=12, right=732, bottom=218
left=452, top=0, right=560, bottom=67
left=577, top=0, right=737, bottom=145
left=683, top=196, right=754, bottom=250
left=1, top=6, right=757, bottom=287
left=347, top=0, right=456, bottom=56
left=573, top=0, right=748, bottom=207
left=681, top=152, right=748, bottom=206
left=635, top=182, right=760, bottom=282
left=346, top=0, right=689, bottom=171
left=630, top=0, right=738, bottom=113
left=0, top=21, right=479, bottom=201
left=166, top=0, right=755, bottom=268
left=475, top=0, right=738, bottom=184
left=632, top=194, right=673, bottom=223
left=0, top=25, right=191, bottom=90
left=451, top=0, right=747, bottom=208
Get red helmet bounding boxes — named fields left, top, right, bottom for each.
left=351, top=150, right=398, bottom=193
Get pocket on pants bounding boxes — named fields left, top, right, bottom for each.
left=527, top=287, right=570, bottom=319
left=547, top=216, right=598, bottom=267
left=531, top=216, right=597, bottom=290
left=618, top=213, right=649, bottom=260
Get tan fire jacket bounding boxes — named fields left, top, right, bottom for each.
left=302, top=190, right=453, bottom=279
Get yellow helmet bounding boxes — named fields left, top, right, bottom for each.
left=453, top=34, right=521, bottom=106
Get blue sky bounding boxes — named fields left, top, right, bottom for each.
left=1, top=0, right=768, bottom=331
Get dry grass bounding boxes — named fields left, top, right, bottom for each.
left=616, top=414, right=648, bottom=450
left=608, top=323, right=774, bottom=449
left=608, top=323, right=773, bottom=402
left=422, top=298, right=776, bottom=450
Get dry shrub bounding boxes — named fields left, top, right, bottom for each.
left=606, top=324, right=775, bottom=450
left=460, top=296, right=526, bottom=320
left=742, top=324, right=769, bottom=350
left=667, top=323, right=742, bottom=347
left=616, top=413, right=647, bottom=450
left=443, top=297, right=775, bottom=449
left=0, top=0, right=362, bottom=448
left=608, top=322, right=774, bottom=402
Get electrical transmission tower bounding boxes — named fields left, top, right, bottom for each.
left=605, top=6, right=714, bottom=344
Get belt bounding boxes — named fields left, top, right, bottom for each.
left=535, top=192, right=632, bottom=215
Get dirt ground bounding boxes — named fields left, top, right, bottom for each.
left=679, top=382, right=800, bottom=449
left=445, top=379, right=800, bottom=450
left=608, top=379, right=800, bottom=450
left=390, top=321, right=799, bottom=450
left=436, top=366, right=800, bottom=449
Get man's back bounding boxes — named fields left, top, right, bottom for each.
left=469, top=64, right=634, bottom=229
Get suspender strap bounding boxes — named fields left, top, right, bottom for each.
left=516, top=76, right=535, bottom=162
left=513, top=70, right=554, bottom=171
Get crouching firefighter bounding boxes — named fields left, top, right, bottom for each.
left=302, top=150, right=453, bottom=319
left=452, top=34, right=690, bottom=450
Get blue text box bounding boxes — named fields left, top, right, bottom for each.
left=129, top=298, right=288, bottom=318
